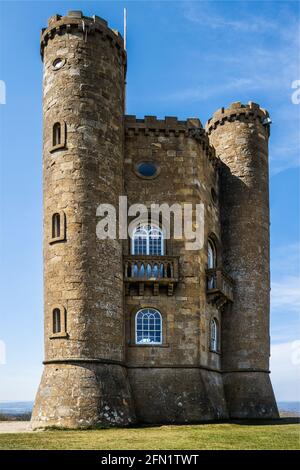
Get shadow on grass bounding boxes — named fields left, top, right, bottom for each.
left=38, top=417, right=300, bottom=432
left=229, top=417, right=300, bottom=426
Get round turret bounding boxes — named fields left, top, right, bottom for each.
left=31, top=11, right=135, bottom=429
left=206, top=101, right=278, bottom=419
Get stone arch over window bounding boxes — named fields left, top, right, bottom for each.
left=135, top=308, right=162, bottom=345
left=52, top=212, right=60, bottom=238
left=52, top=122, right=61, bottom=146
left=210, top=317, right=220, bottom=353
left=131, top=223, right=164, bottom=255
left=50, top=120, right=66, bottom=152
left=52, top=308, right=61, bottom=333
left=50, top=211, right=66, bottom=244
left=207, top=233, right=221, bottom=290
left=207, top=233, right=221, bottom=266
left=50, top=305, right=67, bottom=338
left=208, top=238, right=217, bottom=269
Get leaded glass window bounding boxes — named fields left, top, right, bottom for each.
left=135, top=308, right=162, bottom=345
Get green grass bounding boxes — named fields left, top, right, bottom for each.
left=0, top=420, right=299, bottom=450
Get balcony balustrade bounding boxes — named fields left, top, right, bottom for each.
left=206, top=268, right=234, bottom=308
left=124, top=255, right=179, bottom=296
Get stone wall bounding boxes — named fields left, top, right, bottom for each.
left=123, top=116, right=228, bottom=421
left=32, top=11, right=135, bottom=429
left=32, top=11, right=278, bottom=428
left=206, top=102, right=278, bottom=418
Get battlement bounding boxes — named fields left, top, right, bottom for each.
left=205, top=101, right=270, bottom=135
left=125, top=115, right=218, bottom=168
left=125, top=115, right=202, bottom=132
left=40, top=11, right=125, bottom=60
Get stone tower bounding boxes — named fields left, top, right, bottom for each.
left=31, top=11, right=135, bottom=428
left=206, top=103, right=278, bottom=418
left=32, top=11, right=278, bottom=428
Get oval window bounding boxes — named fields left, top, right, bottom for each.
left=136, top=162, right=158, bottom=178
left=52, top=58, right=65, bottom=71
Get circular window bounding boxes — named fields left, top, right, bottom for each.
left=136, top=162, right=158, bottom=179
left=52, top=58, right=65, bottom=71
left=211, top=188, right=217, bottom=204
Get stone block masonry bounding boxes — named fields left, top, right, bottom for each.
left=31, top=11, right=278, bottom=429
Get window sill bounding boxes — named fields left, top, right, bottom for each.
left=129, top=342, right=169, bottom=348
left=50, top=143, right=66, bottom=153
left=50, top=332, right=68, bottom=339
left=49, top=236, right=66, bottom=245
left=209, top=348, right=221, bottom=355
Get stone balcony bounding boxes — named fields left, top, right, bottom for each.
left=206, top=268, right=234, bottom=308
left=124, top=255, right=179, bottom=296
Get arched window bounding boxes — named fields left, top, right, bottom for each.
left=210, top=318, right=219, bottom=352
left=52, top=122, right=61, bottom=147
left=135, top=308, right=162, bottom=344
left=132, top=224, right=164, bottom=255
left=53, top=308, right=61, bottom=334
left=50, top=211, right=66, bottom=244
left=208, top=239, right=217, bottom=269
left=52, top=213, right=61, bottom=239
left=51, top=306, right=67, bottom=338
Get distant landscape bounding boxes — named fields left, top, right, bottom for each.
left=0, top=401, right=299, bottom=450
left=0, top=401, right=299, bottom=421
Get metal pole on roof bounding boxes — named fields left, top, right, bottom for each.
left=124, top=8, right=127, bottom=51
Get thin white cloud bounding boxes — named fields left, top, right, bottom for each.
left=271, top=243, right=300, bottom=312
left=271, top=277, right=300, bottom=312
left=183, top=2, right=277, bottom=32
left=270, top=143, right=300, bottom=175
left=271, top=243, right=300, bottom=278
left=271, top=323, right=300, bottom=344
left=160, top=77, right=258, bottom=103
left=180, top=2, right=300, bottom=175
left=270, top=341, right=300, bottom=401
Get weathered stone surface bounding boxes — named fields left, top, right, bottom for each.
left=128, top=368, right=228, bottom=423
left=206, top=103, right=278, bottom=418
left=32, top=12, right=278, bottom=429
left=32, top=364, right=135, bottom=428
left=32, top=11, right=135, bottom=429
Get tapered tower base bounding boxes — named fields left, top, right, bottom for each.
left=128, top=368, right=229, bottom=423
left=31, top=363, right=136, bottom=429
left=222, top=372, right=279, bottom=419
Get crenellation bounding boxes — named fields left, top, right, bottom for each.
left=125, top=115, right=218, bottom=168
left=41, top=12, right=125, bottom=60
left=206, top=101, right=270, bottom=135
left=32, top=10, right=278, bottom=429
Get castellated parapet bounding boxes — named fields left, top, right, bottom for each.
left=32, top=11, right=278, bottom=429
left=206, top=101, right=277, bottom=418
left=32, top=10, right=135, bottom=429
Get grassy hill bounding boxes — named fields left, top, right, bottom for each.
left=0, top=419, right=299, bottom=450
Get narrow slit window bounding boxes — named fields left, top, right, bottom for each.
left=53, top=308, right=61, bottom=334
left=53, top=122, right=61, bottom=147
left=210, top=318, right=219, bottom=352
left=52, top=213, right=61, bottom=239
left=208, top=240, right=217, bottom=269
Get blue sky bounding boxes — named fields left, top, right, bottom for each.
left=0, top=0, right=299, bottom=402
